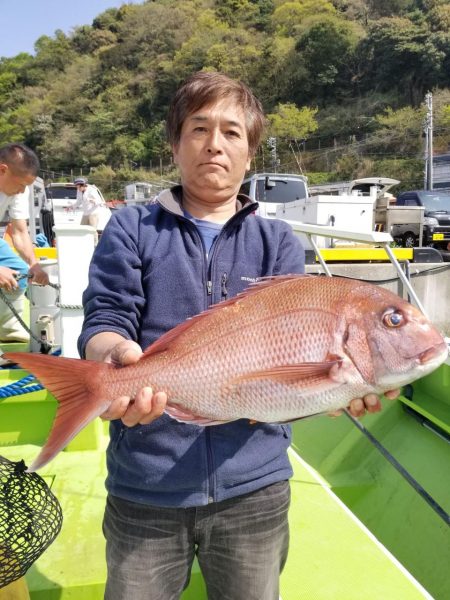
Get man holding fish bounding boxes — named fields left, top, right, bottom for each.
left=3, top=74, right=447, bottom=598
left=73, top=71, right=407, bottom=600
left=5, top=68, right=446, bottom=598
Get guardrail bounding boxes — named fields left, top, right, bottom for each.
left=284, top=221, right=427, bottom=316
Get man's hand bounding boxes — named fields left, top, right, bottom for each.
left=10, top=219, right=50, bottom=286
left=28, top=263, right=49, bottom=286
left=99, top=339, right=167, bottom=426
left=0, top=266, right=20, bottom=291
left=330, top=389, right=401, bottom=418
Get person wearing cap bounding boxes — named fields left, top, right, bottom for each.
left=0, top=143, right=49, bottom=343
left=71, top=178, right=111, bottom=239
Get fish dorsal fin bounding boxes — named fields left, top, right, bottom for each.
left=143, top=274, right=310, bottom=357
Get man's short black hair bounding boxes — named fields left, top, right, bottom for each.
left=0, top=143, right=40, bottom=176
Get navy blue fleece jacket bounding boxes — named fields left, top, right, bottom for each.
left=78, top=187, right=305, bottom=507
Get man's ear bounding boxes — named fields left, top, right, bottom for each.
left=0, top=163, right=8, bottom=176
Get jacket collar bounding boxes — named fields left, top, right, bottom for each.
left=157, top=185, right=258, bottom=219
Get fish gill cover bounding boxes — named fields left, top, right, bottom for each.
left=0, top=455, right=63, bottom=588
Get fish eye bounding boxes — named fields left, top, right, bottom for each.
left=382, top=310, right=404, bottom=328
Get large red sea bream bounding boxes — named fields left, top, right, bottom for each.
left=4, top=275, right=448, bottom=471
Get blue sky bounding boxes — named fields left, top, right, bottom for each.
left=0, top=0, right=144, bottom=58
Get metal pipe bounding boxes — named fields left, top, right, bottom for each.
left=381, top=243, right=427, bottom=316
left=344, top=410, right=450, bottom=526
left=307, top=234, right=332, bottom=277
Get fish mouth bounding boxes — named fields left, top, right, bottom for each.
left=376, top=340, right=448, bottom=390
left=418, top=341, right=449, bottom=365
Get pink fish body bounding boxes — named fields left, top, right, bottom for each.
left=4, top=275, right=448, bottom=471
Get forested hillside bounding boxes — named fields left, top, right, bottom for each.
left=1, top=0, right=450, bottom=195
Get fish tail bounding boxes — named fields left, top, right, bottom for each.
left=3, top=352, right=110, bottom=471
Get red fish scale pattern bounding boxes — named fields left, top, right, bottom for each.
left=99, top=277, right=446, bottom=423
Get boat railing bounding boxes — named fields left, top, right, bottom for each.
left=286, top=220, right=450, bottom=362
left=285, top=221, right=428, bottom=314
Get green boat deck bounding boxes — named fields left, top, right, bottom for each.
left=0, top=366, right=439, bottom=599
left=291, top=362, right=450, bottom=600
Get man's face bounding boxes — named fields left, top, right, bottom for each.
left=0, top=163, right=35, bottom=196
left=172, top=98, right=251, bottom=202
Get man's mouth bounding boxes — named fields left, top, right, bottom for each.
left=201, top=162, right=225, bottom=169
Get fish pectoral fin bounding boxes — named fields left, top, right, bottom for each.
left=165, top=403, right=232, bottom=426
left=231, top=360, right=342, bottom=386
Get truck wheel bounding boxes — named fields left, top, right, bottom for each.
left=402, top=232, right=417, bottom=248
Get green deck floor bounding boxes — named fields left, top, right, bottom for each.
left=0, top=443, right=432, bottom=600
left=283, top=449, right=432, bottom=600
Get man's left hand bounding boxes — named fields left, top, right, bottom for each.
left=330, top=389, right=401, bottom=418
left=347, top=389, right=401, bottom=417
left=28, top=264, right=49, bottom=286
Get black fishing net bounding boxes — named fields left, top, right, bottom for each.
left=0, top=455, right=63, bottom=588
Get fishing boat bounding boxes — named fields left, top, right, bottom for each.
left=0, top=223, right=448, bottom=600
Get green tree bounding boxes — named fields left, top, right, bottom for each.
left=368, top=106, right=424, bottom=155
left=365, top=0, right=417, bottom=17
left=33, top=30, right=76, bottom=73
left=293, top=15, right=362, bottom=103
left=359, top=17, right=445, bottom=104
left=267, top=103, right=318, bottom=139
left=427, top=4, right=450, bottom=31
left=272, top=0, right=336, bottom=36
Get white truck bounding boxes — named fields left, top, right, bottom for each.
left=239, top=173, right=309, bottom=218
left=240, top=174, right=428, bottom=249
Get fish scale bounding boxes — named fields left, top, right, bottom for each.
left=96, top=277, right=445, bottom=422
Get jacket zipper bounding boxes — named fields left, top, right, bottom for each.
left=182, top=219, right=216, bottom=502
left=221, top=272, right=228, bottom=299
left=180, top=215, right=240, bottom=504
left=181, top=218, right=211, bottom=308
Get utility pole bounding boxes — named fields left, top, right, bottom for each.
left=424, top=92, right=433, bottom=190
left=267, top=137, right=278, bottom=172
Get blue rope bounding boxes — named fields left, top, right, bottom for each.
left=0, top=350, right=60, bottom=398
left=0, top=374, right=44, bottom=398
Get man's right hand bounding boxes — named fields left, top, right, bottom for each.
left=0, top=266, right=20, bottom=291
left=87, top=336, right=167, bottom=427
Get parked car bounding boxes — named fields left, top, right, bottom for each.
left=45, top=182, right=78, bottom=203
left=391, top=190, right=450, bottom=248
left=239, top=173, right=308, bottom=218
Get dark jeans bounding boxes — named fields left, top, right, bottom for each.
left=103, top=481, right=290, bottom=600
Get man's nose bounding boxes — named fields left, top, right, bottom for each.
left=206, top=130, right=223, bottom=153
